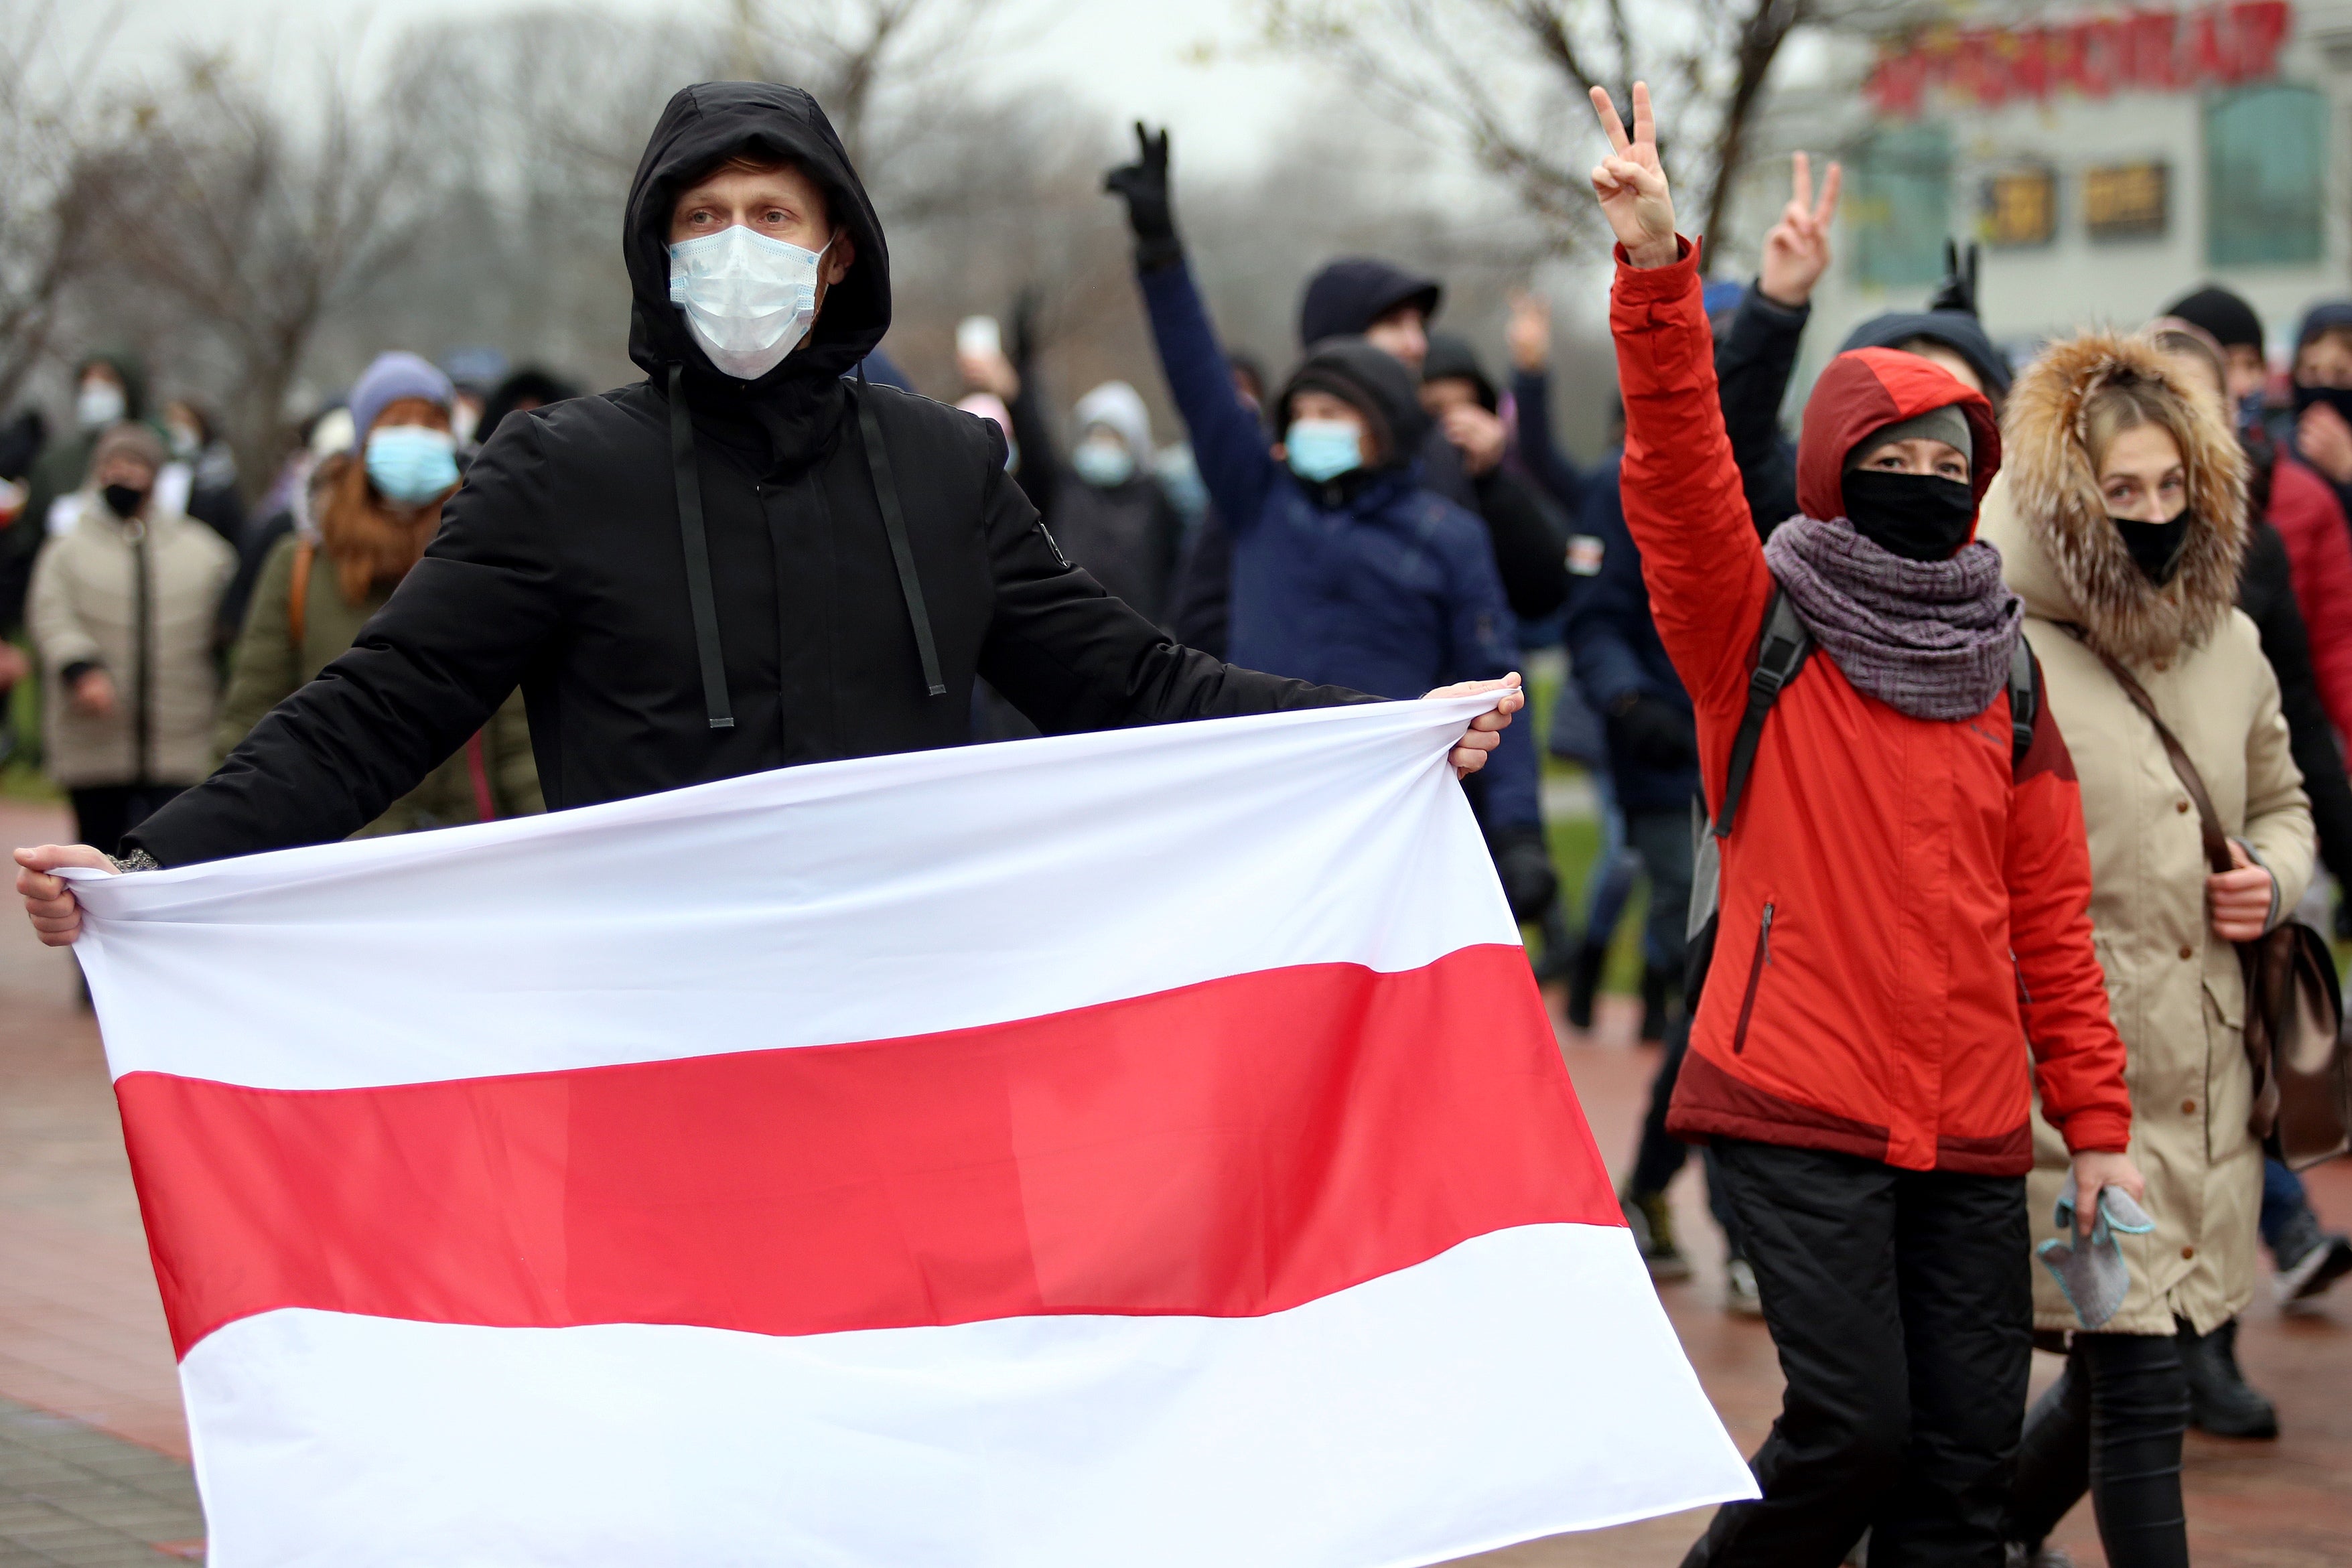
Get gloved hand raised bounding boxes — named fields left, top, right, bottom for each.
left=1104, top=123, right=1182, bottom=271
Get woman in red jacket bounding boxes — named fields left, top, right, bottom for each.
left=1588, top=84, right=2142, bottom=1567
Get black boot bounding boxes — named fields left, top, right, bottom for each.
left=1563, top=941, right=1608, bottom=1031
left=2177, top=1316, right=2278, bottom=1439
left=1639, top=963, right=1671, bottom=1042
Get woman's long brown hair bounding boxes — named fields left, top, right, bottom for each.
left=317, top=452, right=445, bottom=606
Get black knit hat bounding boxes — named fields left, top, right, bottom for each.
left=2163, top=286, right=2264, bottom=352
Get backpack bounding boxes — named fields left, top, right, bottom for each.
left=1682, top=587, right=2040, bottom=1002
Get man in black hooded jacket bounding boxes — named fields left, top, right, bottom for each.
left=17, top=83, right=1521, bottom=933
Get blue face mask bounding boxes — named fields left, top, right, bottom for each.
left=365, top=425, right=460, bottom=504
left=1071, top=436, right=1135, bottom=488
left=1286, top=419, right=1363, bottom=484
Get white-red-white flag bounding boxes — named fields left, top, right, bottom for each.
left=73, top=698, right=1752, bottom=1567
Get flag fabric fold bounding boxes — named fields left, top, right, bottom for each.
left=74, top=698, right=1754, bottom=1567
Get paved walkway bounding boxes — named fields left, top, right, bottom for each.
left=2, top=798, right=2347, bottom=1565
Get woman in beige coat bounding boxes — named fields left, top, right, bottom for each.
left=1981, top=332, right=2312, bottom=1567
left=27, top=421, right=234, bottom=856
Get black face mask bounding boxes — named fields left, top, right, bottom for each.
left=1840, top=470, right=1978, bottom=561
left=102, top=483, right=148, bottom=520
left=2291, top=382, right=2352, bottom=427
left=2114, top=510, right=2192, bottom=585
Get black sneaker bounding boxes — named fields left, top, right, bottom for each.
left=2177, top=1317, right=2278, bottom=1439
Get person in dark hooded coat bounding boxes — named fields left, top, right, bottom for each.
left=1418, top=332, right=1570, bottom=626
left=1105, top=127, right=1551, bottom=923
left=5, top=352, right=150, bottom=640
left=10, top=84, right=1521, bottom=906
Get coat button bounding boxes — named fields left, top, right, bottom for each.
left=2154, top=658, right=2170, bottom=671
left=2182, top=1246, right=2196, bottom=1259
left=2181, top=1098, right=2197, bottom=1114
left=2176, top=800, right=2191, bottom=813
left=2180, top=944, right=2195, bottom=960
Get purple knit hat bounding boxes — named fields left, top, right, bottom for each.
left=348, top=352, right=453, bottom=438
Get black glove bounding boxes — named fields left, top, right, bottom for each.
left=1104, top=123, right=1182, bottom=271
left=1008, top=285, right=1044, bottom=374
left=1924, top=238, right=1981, bottom=317
left=1606, top=691, right=1698, bottom=771
left=1489, top=825, right=1560, bottom=925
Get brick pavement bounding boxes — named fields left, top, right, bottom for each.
left=2, top=798, right=2348, bottom=1565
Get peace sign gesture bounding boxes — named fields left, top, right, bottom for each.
left=1758, top=151, right=1842, bottom=307
left=1588, top=82, right=1678, bottom=269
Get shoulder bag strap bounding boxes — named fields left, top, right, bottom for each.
left=288, top=538, right=315, bottom=648
left=2088, top=644, right=2233, bottom=877
left=1712, top=586, right=1813, bottom=839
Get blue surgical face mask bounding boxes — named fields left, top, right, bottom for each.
left=1071, top=435, right=1135, bottom=488
left=1286, top=418, right=1363, bottom=484
left=365, top=425, right=460, bottom=504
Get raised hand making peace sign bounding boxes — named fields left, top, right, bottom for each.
left=1758, top=151, right=1842, bottom=307
left=1586, top=82, right=1677, bottom=269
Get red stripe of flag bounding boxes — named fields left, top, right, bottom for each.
left=118, top=944, right=1614, bottom=1358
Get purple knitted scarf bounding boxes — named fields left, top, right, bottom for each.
left=1761, top=516, right=2022, bottom=721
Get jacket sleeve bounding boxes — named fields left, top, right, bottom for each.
left=1560, top=466, right=1657, bottom=713
left=125, top=418, right=565, bottom=867
left=1136, top=261, right=1277, bottom=539
left=1507, top=367, right=1584, bottom=515
left=1472, top=469, right=1570, bottom=624
left=1006, top=370, right=1062, bottom=525
left=2236, top=622, right=2316, bottom=920
left=975, top=447, right=1367, bottom=729
left=210, top=534, right=301, bottom=765
left=2267, top=466, right=2352, bottom=738
left=25, top=537, right=98, bottom=676
left=1712, top=287, right=1808, bottom=537
left=1610, top=241, right=1776, bottom=793
left=2004, top=685, right=2134, bottom=1154
left=1440, top=514, right=1539, bottom=829
left=1168, top=506, right=1231, bottom=660
left=2241, top=526, right=2352, bottom=885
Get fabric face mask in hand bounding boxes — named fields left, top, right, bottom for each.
left=364, top=426, right=460, bottom=505
left=1840, top=470, right=1977, bottom=561
left=77, top=380, right=127, bottom=431
left=2114, top=509, right=2191, bottom=585
left=2035, top=1170, right=2154, bottom=1330
left=669, top=226, right=832, bottom=381
left=1286, top=419, right=1363, bottom=484
left=1071, top=436, right=1135, bottom=488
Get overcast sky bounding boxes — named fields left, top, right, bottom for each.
left=72, top=0, right=1323, bottom=177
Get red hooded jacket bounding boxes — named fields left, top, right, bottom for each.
left=2267, top=459, right=2352, bottom=738
left=1614, top=243, right=2132, bottom=1173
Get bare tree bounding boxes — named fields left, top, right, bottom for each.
left=1259, top=0, right=1904, bottom=256
left=0, top=1, right=120, bottom=410
left=86, top=50, right=439, bottom=488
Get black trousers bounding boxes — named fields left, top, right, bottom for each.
left=2004, top=1332, right=2189, bottom=1568
left=1683, top=1140, right=2031, bottom=1568
left=69, top=784, right=185, bottom=859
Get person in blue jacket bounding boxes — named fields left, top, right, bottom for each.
left=1105, top=124, right=1553, bottom=921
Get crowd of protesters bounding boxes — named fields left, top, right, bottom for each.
left=4, top=70, right=2351, bottom=1568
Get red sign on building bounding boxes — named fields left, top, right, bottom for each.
left=1868, top=3, right=2294, bottom=117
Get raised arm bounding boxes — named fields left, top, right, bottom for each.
left=1505, top=290, right=1584, bottom=516
left=1107, top=124, right=1279, bottom=535
left=122, top=417, right=567, bottom=867
left=1588, top=84, right=1774, bottom=727
left=1714, top=153, right=1838, bottom=539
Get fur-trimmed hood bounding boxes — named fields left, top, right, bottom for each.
left=1982, top=331, right=2244, bottom=666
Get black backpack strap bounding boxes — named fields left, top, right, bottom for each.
left=668, top=363, right=735, bottom=731
left=853, top=370, right=947, bottom=699
left=1712, top=586, right=1813, bottom=839
left=2007, top=637, right=2038, bottom=768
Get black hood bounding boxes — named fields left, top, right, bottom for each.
left=1297, top=258, right=1442, bottom=348
left=1421, top=332, right=1496, bottom=411
left=1838, top=310, right=2012, bottom=399
left=624, top=83, right=891, bottom=417
left=77, top=350, right=149, bottom=424
left=1276, top=337, right=1433, bottom=471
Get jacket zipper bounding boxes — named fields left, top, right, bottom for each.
left=1731, top=902, right=1775, bottom=1054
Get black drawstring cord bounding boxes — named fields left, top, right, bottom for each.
left=855, top=365, right=946, bottom=697
left=667, top=363, right=735, bottom=729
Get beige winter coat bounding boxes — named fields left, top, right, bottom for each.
left=27, top=494, right=234, bottom=789
left=1981, top=332, right=2313, bottom=1337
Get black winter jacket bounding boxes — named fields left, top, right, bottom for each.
left=128, top=83, right=1349, bottom=867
